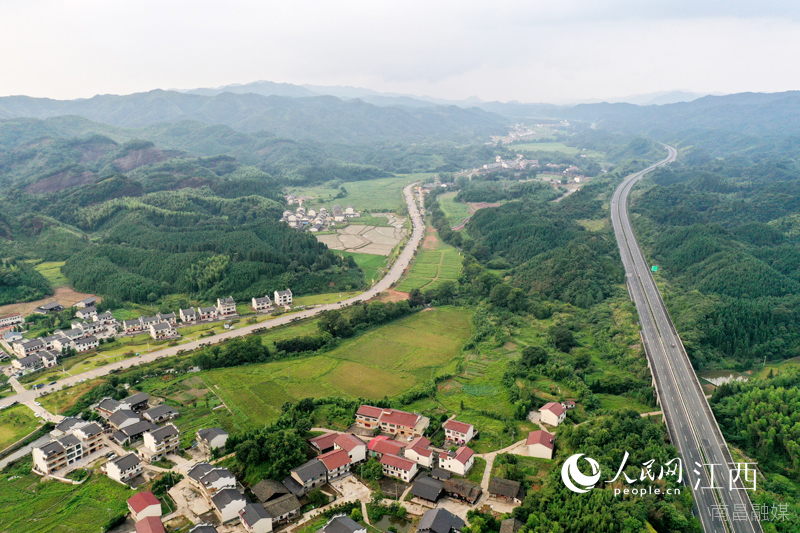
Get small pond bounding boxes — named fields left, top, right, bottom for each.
left=372, top=515, right=412, bottom=533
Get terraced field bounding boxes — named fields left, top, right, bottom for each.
left=397, top=236, right=462, bottom=292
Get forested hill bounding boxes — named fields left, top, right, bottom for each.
left=0, top=90, right=509, bottom=143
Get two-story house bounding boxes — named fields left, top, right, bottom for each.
left=141, top=424, right=180, bottom=462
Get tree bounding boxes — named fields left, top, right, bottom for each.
left=361, top=458, right=383, bottom=480
left=520, top=346, right=548, bottom=368
left=551, top=326, right=576, bottom=353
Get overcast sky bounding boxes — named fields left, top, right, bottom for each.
left=2, top=1, right=799, bottom=103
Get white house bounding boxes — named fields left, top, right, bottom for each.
left=251, top=296, right=274, bottom=313
left=0, top=313, right=23, bottom=328
left=240, top=503, right=272, bottom=533
left=438, top=446, right=474, bottom=476
left=380, top=454, right=418, bottom=482
left=198, top=307, right=218, bottom=321
left=404, top=436, right=435, bottom=468
left=539, top=402, right=565, bottom=427
left=128, top=491, right=162, bottom=521
left=321, top=515, right=366, bottom=533
left=216, top=297, right=237, bottom=317
left=197, top=428, right=229, bottom=454
left=75, top=307, right=97, bottom=320
left=333, top=433, right=366, bottom=464
left=318, top=449, right=351, bottom=480
left=443, top=420, right=474, bottom=445
left=74, top=336, right=99, bottom=352
left=149, top=322, right=176, bottom=341
left=526, top=430, right=555, bottom=459
left=106, top=453, right=142, bottom=484
left=180, top=308, right=199, bottom=323
left=211, top=488, right=246, bottom=524
left=142, top=424, right=180, bottom=462
left=274, top=289, right=292, bottom=307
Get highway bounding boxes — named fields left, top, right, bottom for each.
left=611, top=146, right=761, bottom=533
left=0, top=183, right=426, bottom=417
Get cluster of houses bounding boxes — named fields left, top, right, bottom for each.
left=281, top=204, right=360, bottom=232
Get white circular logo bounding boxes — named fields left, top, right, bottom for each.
left=561, top=453, right=601, bottom=493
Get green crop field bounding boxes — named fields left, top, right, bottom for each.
left=0, top=458, right=132, bottom=533
left=438, top=192, right=471, bottom=227
left=198, top=307, right=471, bottom=428
left=0, top=404, right=41, bottom=450
left=335, top=252, right=388, bottom=285
left=34, top=261, right=69, bottom=288
left=507, top=141, right=583, bottom=154
left=287, top=175, right=426, bottom=213
left=397, top=238, right=462, bottom=292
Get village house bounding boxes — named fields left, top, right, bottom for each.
left=443, top=478, right=482, bottom=504
left=34, top=302, right=63, bottom=314
left=73, top=335, right=99, bottom=352
left=443, top=420, right=474, bottom=445
left=112, top=420, right=157, bottom=445
left=252, top=479, right=289, bottom=504
left=283, top=459, right=327, bottom=495
left=539, top=402, right=566, bottom=426
left=123, top=319, right=146, bottom=334
left=106, top=453, right=143, bottom=484
left=251, top=296, right=274, bottom=313
left=75, top=306, right=97, bottom=320
left=438, top=447, right=475, bottom=476
left=488, top=478, right=524, bottom=503
left=94, top=310, right=117, bottom=326
left=50, top=417, right=89, bottom=438
left=0, top=313, right=23, bottom=328
left=356, top=405, right=429, bottom=437
left=417, top=508, right=465, bottom=533
left=141, top=424, right=180, bottom=462
left=189, top=525, right=218, bottom=533
left=380, top=454, right=418, bottom=482
left=143, top=404, right=179, bottom=423
left=32, top=435, right=82, bottom=474
left=180, top=308, right=199, bottom=323
left=149, top=322, right=176, bottom=340
left=317, top=449, right=351, bottom=480
left=319, top=515, right=366, bottom=533
left=12, top=350, right=58, bottom=374
left=136, top=517, right=166, bottom=533
left=198, top=306, right=218, bottom=320
left=96, top=398, right=123, bottom=418
left=120, top=392, right=150, bottom=412
left=76, top=297, right=97, bottom=308
left=404, top=436, right=435, bottom=468
left=197, top=428, right=229, bottom=454
left=526, top=430, right=555, bottom=459
left=240, top=503, right=272, bottom=533
left=14, top=338, right=44, bottom=357
left=211, top=488, right=246, bottom=525
left=109, top=409, right=142, bottom=430
left=3, top=331, right=23, bottom=344
left=263, top=493, right=301, bottom=525
left=409, top=475, right=445, bottom=507
left=333, top=433, right=366, bottom=463
left=273, top=289, right=292, bottom=307
left=128, top=491, right=162, bottom=521
left=73, top=422, right=105, bottom=455
left=310, top=432, right=339, bottom=454
left=367, top=436, right=407, bottom=459
left=72, top=320, right=104, bottom=336
left=499, top=519, right=524, bottom=533
left=188, top=463, right=237, bottom=499
left=216, top=297, right=237, bottom=317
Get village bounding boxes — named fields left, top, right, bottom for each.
left=280, top=201, right=362, bottom=232
left=0, top=290, right=295, bottom=381
left=23, top=396, right=574, bottom=533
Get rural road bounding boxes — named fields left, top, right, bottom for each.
left=611, top=146, right=760, bottom=533
left=0, top=183, right=425, bottom=412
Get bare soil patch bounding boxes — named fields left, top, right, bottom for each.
left=468, top=202, right=502, bottom=214
left=0, top=286, right=98, bottom=317
left=378, top=290, right=409, bottom=303
left=25, top=170, right=98, bottom=194
left=422, top=228, right=439, bottom=250
left=113, top=147, right=168, bottom=172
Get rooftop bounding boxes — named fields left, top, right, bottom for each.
left=526, top=430, right=555, bottom=449
left=128, top=491, right=160, bottom=514
left=318, top=449, right=351, bottom=471
left=443, top=420, right=473, bottom=435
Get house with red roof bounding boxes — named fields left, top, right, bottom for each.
left=438, top=446, right=475, bottom=476
left=526, top=430, right=555, bottom=459
left=539, top=402, right=565, bottom=427
left=367, top=436, right=406, bottom=459
left=310, top=432, right=339, bottom=454
left=404, top=436, right=435, bottom=468
left=135, top=516, right=166, bottom=533
left=334, top=433, right=366, bottom=463
left=356, top=405, right=429, bottom=437
left=443, top=420, right=474, bottom=445
left=318, top=449, right=351, bottom=479
left=380, top=454, right=418, bottom=482
left=128, top=491, right=162, bottom=521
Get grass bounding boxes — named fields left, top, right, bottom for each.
left=293, top=291, right=362, bottom=307
left=335, top=251, right=389, bottom=285
left=491, top=455, right=555, bottom=489
left=0, top=404, right=41, bottom=451
left=438, top=192, right=471, bottom=227
left=507, top=141, right=588, bottom=155
left=397, top=236, right=462, bottom=292
left=34, top=261, right=69, bottom=288
left=0, top=457, right=132, bottom=533
left=287, top=175, right=423, bottom=213
left=466, top=456, right=486, bottom=484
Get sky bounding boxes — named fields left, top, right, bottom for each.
left=1, top=0, right=799, bottom=104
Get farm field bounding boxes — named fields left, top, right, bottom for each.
left=335, top=251, right=388, bottom=285
left=0, top=404, right=41, bottom=451
left=396, top=234, right=462, bottom=292
left=33, top=261, right=68, bottom=288
left=292, top=291, right=362, bottom=307
left=507, top=141, right=589, bottom=155
left=287, top=175, right=423, bottom=213
left=200, top=307, right=471, bottom=429
left=0, top=458, right=131, bottom=533
left=438, top=192, right=471, bottom=227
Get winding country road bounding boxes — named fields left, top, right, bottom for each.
left=0, top=183, right=425, bottom=417
left=611, top=146, right=760, bottom=533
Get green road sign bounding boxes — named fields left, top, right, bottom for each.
left=651, top=266, right=658, bottom=272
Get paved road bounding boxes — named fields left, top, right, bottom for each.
left=611, top=146, right=760, bottom=533
left=0, top=183, right=425, bottom=411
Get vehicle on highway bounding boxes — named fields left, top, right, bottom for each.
left=32, top=384, right=44, bottom=390
left=671, top=343, right=676, bottom=347
left=48, top=381, right=56, bottom=386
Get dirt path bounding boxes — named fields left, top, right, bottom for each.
left=0, top=286, right=98, bottom=318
